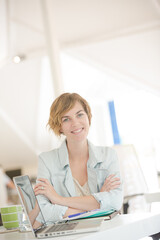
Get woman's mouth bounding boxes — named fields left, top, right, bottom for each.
left=71, top=128, right=83, bottom=134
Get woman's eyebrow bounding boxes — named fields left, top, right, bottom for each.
left=62, top=110, right=84, bottom=119
left=76, top=110, right=84, bottom=114
left=61, top=115, right=69, bottom=119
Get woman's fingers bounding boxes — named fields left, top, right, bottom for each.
left=108, top=184, right=120, bottom=191
left=103, top=175, right=118, bottom=184
left=104, top=176, right=120, bottom=185
left=110, top=177, right=120, bottom=182
left=105, top=174, right=120, bottom=181
left=34, top=178, right=50, bottom=190
left=37, top=178, right=50, bottom=184
left=103, top=181, right=120, bottom=190
left=34, top=184, right=45, bottom=193
left=34, top=186, right=47, bottom=196
left=110, top=181, right=121, bottom=187
left=100, top=174, right=121, bottom=192
left=35, top=182, right=46, bottom=188
left=105, top=174, right=116, bottom=180
left=34, top=181, right=48, bottom=195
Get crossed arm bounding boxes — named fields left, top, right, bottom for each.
left=34, top=174, right=121, bottom=218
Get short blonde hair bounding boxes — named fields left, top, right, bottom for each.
left=48, top=93, right=92, bottom=136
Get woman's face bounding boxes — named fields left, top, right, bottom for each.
left=60, top=102, right=90, bottom=143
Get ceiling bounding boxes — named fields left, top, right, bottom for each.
left=0, top=0, right=160, bottom=171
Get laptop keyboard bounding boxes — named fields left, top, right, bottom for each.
left=46, top=222, right=78, bottom=233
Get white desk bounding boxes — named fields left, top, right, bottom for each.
left=0, top=213, right=160, bottom=240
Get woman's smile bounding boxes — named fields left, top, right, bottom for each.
left=71, top=127, right=84, bottom=134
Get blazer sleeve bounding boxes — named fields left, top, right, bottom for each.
left=36, top=155, right=68, bottom=224
left=92, top=149, right=123, bottom=211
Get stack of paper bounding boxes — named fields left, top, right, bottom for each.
left=64, top=209, right=117, bottom=221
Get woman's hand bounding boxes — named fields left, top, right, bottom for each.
left=34, top=178, right=61, bottom=204
left=100, top=174, right=121, bottom=192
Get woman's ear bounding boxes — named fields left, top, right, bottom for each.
left=59, top=129, right=63, bottom=134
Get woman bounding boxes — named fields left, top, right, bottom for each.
left=34, top=93, right=123, bottom=224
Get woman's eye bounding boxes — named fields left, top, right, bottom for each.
left=62, top=118, right=69, bottom=122
left=77, top=113, right=84, bottom=118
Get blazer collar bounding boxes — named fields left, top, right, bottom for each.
left=58, top=140, right=104, bottom=168
left=87, top=141, right=105, bottom=193
left=58, top=140, right=76, bottom=196
left=87, top=140, right=104, bottom=168
left=58, top=139, right=104, bottom=169
left=58, top=140, right=69, bottom=169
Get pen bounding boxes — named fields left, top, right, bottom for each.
left=68, top=211, right=87, bottom=218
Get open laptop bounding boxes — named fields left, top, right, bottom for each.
left=13, top=175, right=102, bottom=238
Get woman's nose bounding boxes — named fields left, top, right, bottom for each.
left=71, top=117, right=79, bottom=126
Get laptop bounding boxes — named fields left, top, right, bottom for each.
left=13, top=175, right=102, bottom=238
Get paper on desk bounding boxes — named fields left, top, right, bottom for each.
left=64, top=209, right=115, bottom=221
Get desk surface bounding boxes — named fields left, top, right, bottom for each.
left=0, top=212, right=160, bottom=240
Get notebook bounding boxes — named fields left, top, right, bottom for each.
left=64, top=208, right=119, bottom=221
left=13, top=175, right=103, bottom=238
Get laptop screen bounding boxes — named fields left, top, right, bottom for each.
left=13, top=175, right=45, bottom=230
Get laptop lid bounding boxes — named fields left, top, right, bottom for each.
left=13, top=175, right=46, bottom=236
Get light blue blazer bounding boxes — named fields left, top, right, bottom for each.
left=37, top=140, right=123, bottom=223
